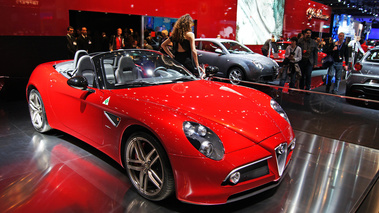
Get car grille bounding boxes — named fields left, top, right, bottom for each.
left=258, top=66, right=278, bottom=82
left=222, top=141, right=292, bottom=186
left=227, top=177, right=283, bottom=203
left=222, top=157, right=270, bottom=186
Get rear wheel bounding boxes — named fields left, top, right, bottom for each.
left=28, top=89, right=51, bottom=133
left=228, top=67, right=245, bottom=85
left=124, top=132, right=174, bottom=201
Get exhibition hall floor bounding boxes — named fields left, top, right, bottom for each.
left=0, top=85, right=378, bottom=212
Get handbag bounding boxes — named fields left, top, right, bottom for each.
left=283, top=57, right=290, bottom=65
left=322, top=55, right=334, bottom=68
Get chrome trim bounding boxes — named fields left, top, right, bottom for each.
left=289, top=138, right=296, bottom=150
left=104, top=111, right=121, bottom=127
left=223, top=156, right=272, bottom=182
left=275, top=143, right=288, bottom=177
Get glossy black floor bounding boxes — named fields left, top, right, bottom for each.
left=0, top=79, right=378, bottom=213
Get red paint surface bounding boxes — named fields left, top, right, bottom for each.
left=1, top=0, right=330, bottom=41
left=283, top=0, right=332, bottom=38
left=0, top=0, right=238, bottom=38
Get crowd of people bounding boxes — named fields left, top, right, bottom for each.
left=66, top=20, right=366, bottom=91
left=66, top=14, right=204, bottom=77
left=65, top=26, right=170, bottom=59
left=265, top=29, right=367, bottom=94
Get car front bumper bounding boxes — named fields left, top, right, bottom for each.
left=169, top=133, right=295, bottom=205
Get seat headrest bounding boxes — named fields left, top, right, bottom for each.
left=73, top=50, right=89, bottom=69
left=118, top=56, right=135, bottom=71
left=76, top=55, right=95, bottom=76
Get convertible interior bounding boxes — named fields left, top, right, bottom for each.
left=55, top=50, right=194, bottom=89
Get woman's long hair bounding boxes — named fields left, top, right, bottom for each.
left=171, top=14, right=193, bottom=43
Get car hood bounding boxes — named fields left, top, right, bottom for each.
left=229, top=53, right=278, bottom=66
left=110, top=80, right=282, bottom=143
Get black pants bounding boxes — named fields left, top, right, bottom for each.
left=279, top=63, right=297, bottom=88
left=299, top=59, right=313, bottom=90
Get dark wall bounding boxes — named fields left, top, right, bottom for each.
left=69, top=10, right=142, bottom=40
left=0, top=36, right=66, bottom=100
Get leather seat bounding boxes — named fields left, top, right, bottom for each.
left=75, top=55, right=96, bottom=87
left=73, top=50, right=89, bottom=70
left=115, top=56, right=140, bottom=84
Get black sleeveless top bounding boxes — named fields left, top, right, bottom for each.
left=170, top=37, right=196, bottom=74
left=170, top=37, right=191, bottom=54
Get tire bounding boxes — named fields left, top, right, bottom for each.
left=28, top=89, right=52, bottom=133
left=228, top=67, right=245, bottom=85
left=124, top=132, right=174, bottom=201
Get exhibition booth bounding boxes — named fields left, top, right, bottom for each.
left=0, top=0, right=378, bottom=212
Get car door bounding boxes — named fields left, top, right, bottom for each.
left=48, top=70, right=106, bottom=146
left=196, top=40, right=228, bottom=76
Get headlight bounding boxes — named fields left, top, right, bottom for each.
left=183, top=121, right=224, bottom=161
left=270, top=99, right=290, bottom=124
left=252, top=60, right=263, bottom=70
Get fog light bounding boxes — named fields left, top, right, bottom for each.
left=230, top=172, right=241, bottom=184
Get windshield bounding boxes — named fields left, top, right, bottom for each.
left=93, top=50, right=196, bottom=89
left=221, top=42, right=253, bottom=54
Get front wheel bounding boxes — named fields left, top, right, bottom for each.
left=228, top=67, right=245, bottom=85
left=28, top=89, right=51, bottom=133
left=124, top=132, right=174, bottom=201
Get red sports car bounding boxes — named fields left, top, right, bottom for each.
left=26, top=49, right=295, bottom=205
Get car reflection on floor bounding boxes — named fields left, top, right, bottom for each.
left=0, top=132, right=131, bottom=213
left=0, top=98, right=378, bottom=212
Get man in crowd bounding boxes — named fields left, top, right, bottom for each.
left=77, top=27, right=92, bottom=53
left=298, top=29, right=318, bottom=91
left=66, top=26, right=77, bottom=59
left=325, top=32, right=349, bottom=94
left=109, top=28, right=125, bottom=51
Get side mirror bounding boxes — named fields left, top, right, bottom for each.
left=205, top=66, right=219, bottom=77
left=215, top=49, right=223, bottom=54
left=67, top=76, right=88, bottom=90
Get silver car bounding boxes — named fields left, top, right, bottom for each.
left=195, top=38, right=279, bottom=84
left=346, top=47, right=379, bottom=100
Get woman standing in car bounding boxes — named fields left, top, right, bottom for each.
left=161, top=14, right=204, bottom=77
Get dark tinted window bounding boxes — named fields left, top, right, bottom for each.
left=196, top=41, right=222, bottom=53
left=221, top=42, right=252, bottom=53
